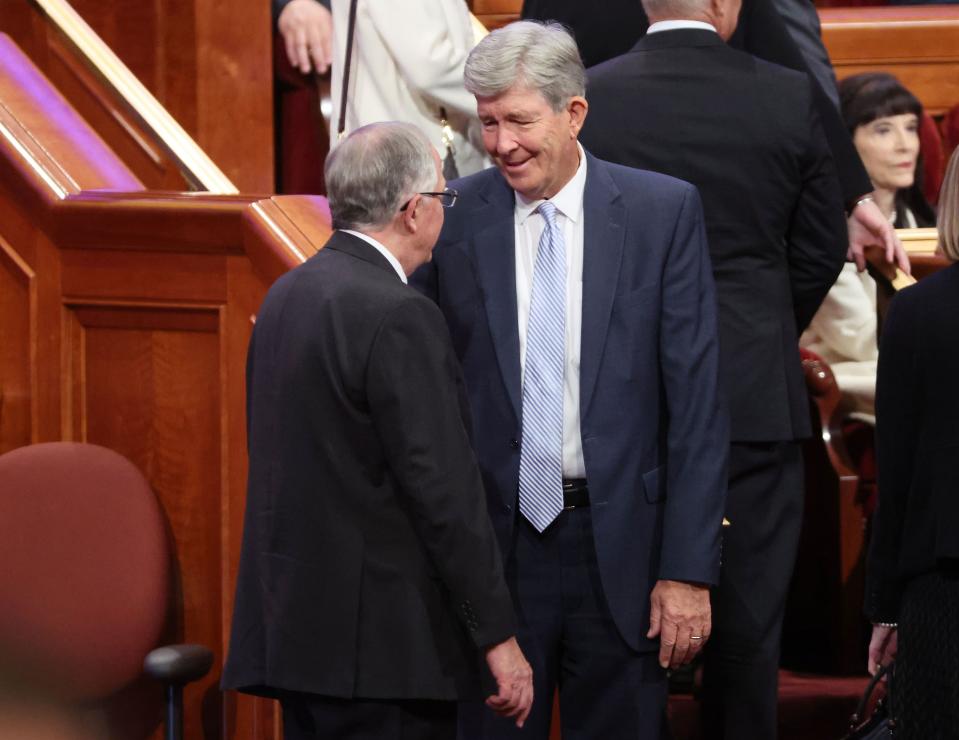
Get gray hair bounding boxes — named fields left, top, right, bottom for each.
left=938, top=147, right=959, bottom=262
left=642, top=0, right=711, bottom=21
left=464, top=21, right=585, bottom=112
left=324, top=122, right=436, bottom=232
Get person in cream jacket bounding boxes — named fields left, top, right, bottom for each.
left=330, top=0, right=489, bottom=177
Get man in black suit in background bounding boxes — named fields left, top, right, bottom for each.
left=222, top=121, right=532, bottom=740
left=523, top=0, right=910, bottom=275
left=580, top=0, right=847, bottom=737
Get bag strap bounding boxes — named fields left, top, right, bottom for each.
left=850, top=661, right=894, bottom=726
left=337, top=0, right=359, bottom=139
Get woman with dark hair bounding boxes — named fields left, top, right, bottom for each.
left=801, top=73, right=934, bottom=422
left=839, top=72, right=935, bottom=229
left=865, top=145, right=959, bottom=738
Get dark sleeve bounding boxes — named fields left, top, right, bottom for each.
left=658, top=184, right=730, bottom=585
left=771, top=0, right=839, bottom=108
left=865, top=291, right=920, bottom=623
left=786, top=88, right=848, bottom=333
left=731, top=0, right=872, bottom=205
left=366, top=297, right=516, bottom=648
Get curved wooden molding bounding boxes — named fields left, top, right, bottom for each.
left=31, top=0, right=239, bottom=194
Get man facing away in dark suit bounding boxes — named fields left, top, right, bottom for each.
left=523, top=0, right=911, bottom=278
left=580, top=0, right=848, bottom=737
left=222, top=121, right=533, bottom=740
left=412, top=21, right=729, bottom=740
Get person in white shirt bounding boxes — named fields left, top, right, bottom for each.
left=329, top=0, right=489, bottom=178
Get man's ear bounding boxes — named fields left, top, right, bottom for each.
left=568, top=96, right=588, bottom=138
left=401, top=195, right=421, bottom=233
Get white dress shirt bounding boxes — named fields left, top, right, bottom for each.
left=646, top=20, right=718, bottom=34
left=515, top=144, right=587, bottom=478
left=342, top=229, right=408, bottom=284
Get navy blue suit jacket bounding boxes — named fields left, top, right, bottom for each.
left=413, top=153, right=729, bottom=651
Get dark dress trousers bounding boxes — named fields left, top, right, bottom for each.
left=867, top=263, right=959, bottom=738
left=581, top=29, right=847, bottom=740
left=522, top=0, right=872, bottom=205
left=413, top=153, right=729, bottom=738
left=222, top=232, right=516, bottom=716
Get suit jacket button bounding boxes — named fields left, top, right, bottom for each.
left=509, top=438, right=520, bottom=450
left=504, top=504, right=512, bottom=513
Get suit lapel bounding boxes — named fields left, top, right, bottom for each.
left=471, top=175, right=523, bottom=420
left=580, top=154, right=627, bottom=417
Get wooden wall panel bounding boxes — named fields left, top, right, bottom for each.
left=470, top=0, right=520, bottom=29
left=63, top=300, right=225, bottom=740
left=822, top=7, right=959, bottom=116
left=63, top=0, right=273, bottom=193
left=0, top=238, right=35, bottom=454
left=0, top=29, right=321, bottom=738
left=0, top=0, right=272, bottom=192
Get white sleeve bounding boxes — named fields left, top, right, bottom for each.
left=366, top=0, right=479, bottom=118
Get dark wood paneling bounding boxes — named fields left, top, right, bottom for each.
left=822, top=6, right=959, bottom=116
left=61, top=251, right=229, bottom=303
left=0, top=0, right=272, bottom=193
left=63, top=0, right=272, bottom=192
left=0, top=27, right=329, bottom=739
left=63, top=300, right=224, bottom=740
left=0, top=238, right=35, bottom=453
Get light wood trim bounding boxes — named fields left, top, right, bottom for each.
left=32, top=0, right=238, bottom=194
left=898, top=226, right=939, bottom=255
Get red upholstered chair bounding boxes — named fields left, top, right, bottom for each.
left=0, top=442, right=212, bottom=740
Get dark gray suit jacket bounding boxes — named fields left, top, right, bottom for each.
left=224, top=231, right=515, bottom=701
left=582, top=29, right=847, bottom=442
left=867, top=263, right=959, bottom=622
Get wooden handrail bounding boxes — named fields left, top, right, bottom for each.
left=31, top=0, right=238, bottom=194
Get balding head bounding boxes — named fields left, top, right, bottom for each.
left=324, top=121, right=437, bottom=232
left=642, top=0, right=742, bottom=40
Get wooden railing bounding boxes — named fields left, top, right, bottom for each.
left=0, top=0, right=271, bottom=192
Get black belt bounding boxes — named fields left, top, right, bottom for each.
left=562, top=478, right=589, bottom=509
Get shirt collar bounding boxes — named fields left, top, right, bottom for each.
left=341, top=229, right=408, bottom=284
left=515, top=142, right=588, bottom=225
left=646, top=20, right=718, bottom=34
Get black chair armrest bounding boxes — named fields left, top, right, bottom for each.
left=144, top=644, right=213, bottom=686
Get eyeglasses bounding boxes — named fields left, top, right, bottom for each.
left=400, top=188, right=458, bottom=211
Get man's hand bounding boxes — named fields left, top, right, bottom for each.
left=277, top=0, right=333, bottom=75
left=647, top=579, right=711, bottom=669
left=484, top=637, right=533, bottom=728
left=867, top=624, right=898, bottom=676
left=847, top=197, right=910, bottom=275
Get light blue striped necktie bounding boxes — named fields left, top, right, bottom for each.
left=518, top=201, right=566, bottom=533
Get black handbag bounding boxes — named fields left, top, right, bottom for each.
left=843, top=662, right=896, bottom=739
